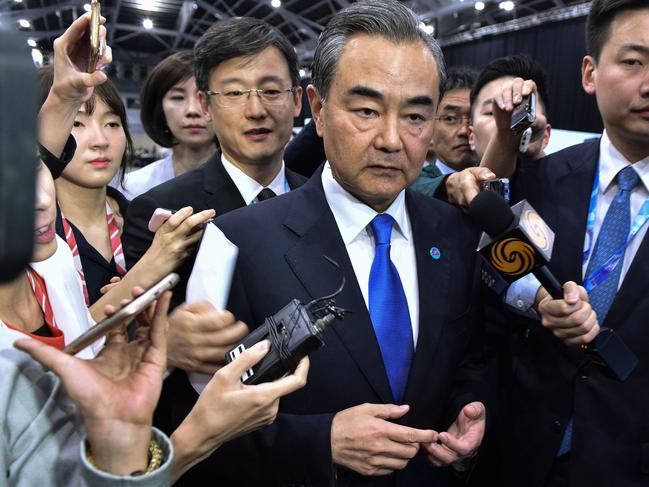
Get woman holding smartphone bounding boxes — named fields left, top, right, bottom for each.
left=115, top=51, right=217, bottom=200
left=38, top=55, right=213, bottom=308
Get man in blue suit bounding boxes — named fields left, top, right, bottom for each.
left=210, top=1, right=487, bottom=485
left=444, top=0, right=649, bottom=485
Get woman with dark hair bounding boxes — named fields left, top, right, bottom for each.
left=38, top=60, right=213, bottom=308
left=117, top=51, right=217, bottom=200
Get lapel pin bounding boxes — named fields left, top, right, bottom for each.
left=429, top=246, right=441, bottom=260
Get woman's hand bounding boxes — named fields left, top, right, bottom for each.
left=170, top=342, right=309, bottom=482
left=142, top=206, right=216, bottom=276
left=15, top=290, right=171, bottom=475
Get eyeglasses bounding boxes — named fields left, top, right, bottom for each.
left=435, top=114, right=471, bottom=127
left=204, top=87, right=297, bottom=107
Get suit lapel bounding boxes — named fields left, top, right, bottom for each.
left=283, top=175, right=394, bottom=403
left=285, top=168, right=308, bottom=190
left=402, top=191, right=451, bottom=405
left=201, top=153, right=246, bottom=215
left=549, top=145, right=599, bottom=285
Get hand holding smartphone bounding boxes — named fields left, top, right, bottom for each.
left=63, top=273, right=179, bottom=355
left=87, top=0, right=102, bottom=73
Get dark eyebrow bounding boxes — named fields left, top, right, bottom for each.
left=346, top=86, right=433, bottom=107
left=169, top=87, right=186, bottom=93
left=347, top=85, right=383, bottom=100
left=439, top=103, right=463, bottom=112
left=481, top=97, right=494, bottom=108
left=619, top=44, right=649, bottom=56
left=219, top=75, right=287, bottom=85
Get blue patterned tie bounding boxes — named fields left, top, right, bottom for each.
left=368, top=214, right=414, bottom=403
left=557, top=165, right=640, bottom=456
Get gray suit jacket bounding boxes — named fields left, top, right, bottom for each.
left=0, top=328, right=172, bottom=486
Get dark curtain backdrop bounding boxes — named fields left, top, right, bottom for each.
left=442, top=16, right=603, bottom=134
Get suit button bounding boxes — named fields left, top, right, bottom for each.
left=579, top=365, right=589, bottom=380
left=553, top=420, right=561, bottom=432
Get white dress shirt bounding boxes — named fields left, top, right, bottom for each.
left=321, top=162, right=419, bottom=344
left=221, top=154, right=288, bottom=205
left=435, top=159, right=457, bottom=175
left=506, top=131, right=649, bottom=312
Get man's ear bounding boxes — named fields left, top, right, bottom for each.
left=468, top=125, right=476, bottom=151
left=307, top=84, right=325, bottom=137
left=542, top=123, right=552, bottom=151
left=198, top=91, right=212, bottom=122
left=292, top=86, right=303, bottom=118
left=582, top=55, right=597, bottom=96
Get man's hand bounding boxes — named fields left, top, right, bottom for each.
left=167, top=301, right=249, bottom=374
left=331, top=403, right=437, bottom=477
left=170, top=341, right=309, bottom=482
left=445, top=167, right=496, bottom=211
left=536, top=281, right=600, bottom=346
left=15, top=290, right=172, bottom=475
left=422, top=401, right=485, bottom=467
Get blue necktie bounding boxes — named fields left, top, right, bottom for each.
left=368, top=214, right=413, bottom=403
left=557, top=165, right=640, bottom=456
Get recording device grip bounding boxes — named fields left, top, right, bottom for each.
left=535, top=265, right=563, bottom=299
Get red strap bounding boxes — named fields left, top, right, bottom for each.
left=0, top=269, right=65, bottom=349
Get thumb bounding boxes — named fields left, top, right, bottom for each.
left=371, top=403, right=410, bottom=420
left=577, top=284, right=590, bottom=303
left=461, top=401, right=485, bottom=421
left=222, top=340, right=270, bottom=382
left=562, top=281, right=579, bottom=304
left=473, top=167, right=496, bottom=181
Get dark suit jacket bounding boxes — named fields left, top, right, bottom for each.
left=492, top=140, right=649, bottom=486
left=198, top=169, right=486, bottom=486
left=120, top=153, right=307, bottom=467
left=121, top=152, right=307, bottom=308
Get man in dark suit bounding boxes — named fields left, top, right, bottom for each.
left=122, top=17, right=307, bottom=376
left=205, top=1, right=487, bottom=485
left=446, top=1, right=649, bottom=485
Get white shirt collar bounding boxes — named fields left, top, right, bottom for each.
left=221, top=154, right=287, bottom=205
left=435, top=159, right=457, bottom=175
left=321, top=162, right=411, bottom=245
left=599, top=131, right=649, bottom=193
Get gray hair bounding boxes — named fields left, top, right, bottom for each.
left=312, top=0, right=447, bottom=102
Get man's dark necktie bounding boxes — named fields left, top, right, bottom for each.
left=256, top=188, right=276, bottom=202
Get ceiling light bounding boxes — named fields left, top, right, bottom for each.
left=27, top=38, right=37, bottom=47
left=140, top=0, right=157, bottom=11
left=499, top=1, right=514, bottom=11
left=18, top=19, right=31, bottom=28
left=475, top=1, right=485, bottom=10
left=142, top=18, right=154, bottom=29
left=31, top=48, right=43, bottom=66
left=83, top=3, right=91, bottom=12
left=271, top=0, right=281, bottom=7
left=299, top=69, right=306, bottom=78
left=13, top=0, right=23, bottom=3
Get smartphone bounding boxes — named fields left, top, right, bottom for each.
left=519, top=127, right=533, bottom=153
left=510, top=92, right=536, bottom=136
left=480, top=178, right=510, bottom=203
left=63, top=272, right=179, bottom=355
left=87, top=0, right=101, bottom=73
left=148, top=208, right=175, bottom=232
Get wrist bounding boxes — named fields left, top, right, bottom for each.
left=171, top=413, right=223, bottom=481
left=85, top=420, right=152, bottom=475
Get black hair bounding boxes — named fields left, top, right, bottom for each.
left=470, top=54, right=550, bottom=117
left=587, top=0, right=649, bottom=62
left=194, top=17, right=299, bottom=93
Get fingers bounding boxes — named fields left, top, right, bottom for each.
left=14, top=338, right=73, bottom=376
left=256, top=356, right=310, bottom=397
left=369, top=403, right=410, bottom=421
left=219, top=340, right=271, bottom=382
left=423, top=441, right=459, bottom=466
left=562, top=281, right=580, bottom=305
left=162, top=207, right=193, bottom=231
left=385, top=423, right=437, bottom=445
left=148, top=291, right=172, bottom=352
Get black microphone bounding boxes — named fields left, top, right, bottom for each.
left=469, top=190, right=562, bottom=298
left=470, top=190, right=638, bottom=381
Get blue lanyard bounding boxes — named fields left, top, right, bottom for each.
left=582, top=164, right=649, bottom=292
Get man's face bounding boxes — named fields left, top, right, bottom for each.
left=470, top=75, right=551, bottom=161
left=199, top=46, right=302, bottom=169
left=582, top=8, right=649, bottom=161
left=430, top=88, right=478, bottom=171
left=309, top=35, right=439, bottom=212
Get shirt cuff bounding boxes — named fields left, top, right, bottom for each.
left=504, top=273, right=541, bottom=316
left=39, top=135, right=76, bottom=180
left=80, top=427, right=173, bottom=486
